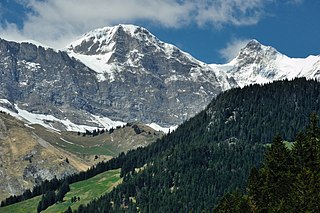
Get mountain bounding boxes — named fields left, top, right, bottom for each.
left=1, top=24, right=320, bottom=200
left=1, top=25, right=319, bottom=131
left=66, top=26, right=320, bottom=126
left=0, top=26, right=236, bottom=131
left=211, top=39, right=320, bottom=87
left=2, top=78, right=320, bottom=212
left=66, top=24, right=236, bottom=126
left=0, top=38, right=120, bottom=131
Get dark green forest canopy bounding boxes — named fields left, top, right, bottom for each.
left=73, top=78, right=320, bottom=212
left=215, top=113, right=320, bottom=212
left=206, top=77, right=320, bottom=143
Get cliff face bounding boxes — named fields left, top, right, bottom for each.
left=0, top=38, right=102, bottom=128
left=67, top=24, right=235, bottom=126
left=0, top=25, right=235, bottom=129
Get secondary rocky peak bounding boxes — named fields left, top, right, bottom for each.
left=235, top=39, right=279, bottom=66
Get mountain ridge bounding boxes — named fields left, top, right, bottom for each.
left=0, top=24, right=320, bottom=132
left=0, top=25, right=235, bottom=130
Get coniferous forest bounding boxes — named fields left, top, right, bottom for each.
left=214, top=113, right=320, bottom=212
left=2, top=78, right=320, bottom=212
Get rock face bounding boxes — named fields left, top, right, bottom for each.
left=0, top=25, right=235, bottom=129
left=0, top=38, right=102, bottom=128
left=0, top=112, right=85, bottom=200
left=67, top=24, right=236, bottom=126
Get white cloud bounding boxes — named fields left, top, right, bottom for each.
left=0, top=0, right=271, bottom=48
left=219, top=38, right=251, bottom=62
left=194, top=0, right=268, bottom=27
left=286, top=0, right=303, bottom=5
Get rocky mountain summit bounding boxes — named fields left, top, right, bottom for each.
left=0, top=38, right=105, bottom=130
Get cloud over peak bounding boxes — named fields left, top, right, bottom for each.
left=0, top=0, right=271, bottom=48
left=219, top=38, right=251, bottom=62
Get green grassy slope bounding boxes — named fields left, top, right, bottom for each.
left=0, top=169, right=122, bottom=213
left=0, top=196, right=41, bottom=213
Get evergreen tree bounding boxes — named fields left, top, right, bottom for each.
left=65, top=206, right=73, bottom=213
left=292, top=131, right=307, bottom=170
left=216, top=114, right=320, bottom=212
left=214, top=191, right=253, bottom=213
left=37, top=190, right=56, bottom=212
left=304, top=113, right=320, bottom=170
left=246, top=166, right=262, bottom=210
left=56, top=181, right=70, bottom=202
left=261, top=134, right=292, bottom=210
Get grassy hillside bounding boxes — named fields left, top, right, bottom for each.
left=0, top=196, right=41, bottom=213
left=0, top=109, right=162, bottom=201
left=0, top=169, right=122, bottom=213
left=0, top=112, right=89, bottom=200
left=33, top=122, right=163, bottom=161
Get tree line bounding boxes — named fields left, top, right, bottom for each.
left=37, top=180, right=70, bottom=212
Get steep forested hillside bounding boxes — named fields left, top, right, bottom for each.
left=73, top=78, right=320, bottom=212
left=206, top=77, right=320, bottom=143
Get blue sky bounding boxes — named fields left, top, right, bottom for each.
left=0, top=0, right=319, bottom=64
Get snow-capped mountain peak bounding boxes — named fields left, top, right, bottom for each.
left=67, top=24, right=198, bottom=64
left=66, top=24, right=232, bottom=88
left=68, top=24, right=158, bottom=55
left=67, top=24, right=201, bottom=82
left=214, top=39, right=320, bottom=87
left=64, top=24, right=235, bottom=126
